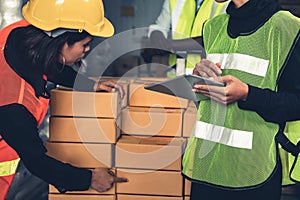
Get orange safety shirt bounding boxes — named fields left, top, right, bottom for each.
left=0, top=20, right=49, bottom=199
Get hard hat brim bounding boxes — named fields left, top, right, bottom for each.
left=94, top=17, right=114, bottom=37
left=21, top=0, right=115, bottom=38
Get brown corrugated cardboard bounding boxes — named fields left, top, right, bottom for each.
left=116, top=136, right=185, bottom=170
left=46, top=142, right=113, bottom=168
left=49, top=117, right=120, bottom=143
left=121, top=107, right=183, bottom=137
left=116, top=169, right=183, bottom=196
left=91, top=77, right=131, bottom=108
left=48, top=194, right=115, bottom=200
left=185, top=197, right=190, bottom=200
left=117, top=194, right=183, bottom=200
left=129, top=81, right=188, bottom=109
left=184, top=178, right=191, bottom=196
left=50, top=89, right=120, bottom=118
left=49, top=186, right=115, bottom=195
left=182, top=104, right=197, bottom=138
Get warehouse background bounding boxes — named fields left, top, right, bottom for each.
left=1, top=0, right=300, bottom=199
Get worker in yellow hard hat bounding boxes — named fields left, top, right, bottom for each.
left=0, top=0, right=127, bottom=199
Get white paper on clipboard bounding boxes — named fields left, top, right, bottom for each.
left=144, top=74, right=225, bottom=101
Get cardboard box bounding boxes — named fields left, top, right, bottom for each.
left=184, top=178, right=191, bottom=196
left=90, top=77, right=131, bottom=108
left=49, top=117, right=121, bottom=143
left=182, top=105, right=197, bottom=138
left=129, top=81, right=188, bottom=109
left=49, top=168, right=116, bottom=195
left=185, top=197, right=190, bottom=200
left=46, top=142, right=113, bottom=168
left=116, top=169, right=183, bottom=196
left=117, top=194, right=183, bottom=200
left=48, top=194, right=115, bottom=200
left=49, top=185, right=115, bottom=195
left=50, top=89, right=121, bottom=118
left=116, top=136, right=185, bottom=171
left=121, top=107, right=183, bottom=137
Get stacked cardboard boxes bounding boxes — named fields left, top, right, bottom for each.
left=116, top=78, right=189, bottom=199
left=47, top=77, right=198, bottom=200
left=181, top=101, right=197, bottom=199
left=47, top=88, right=122, bottom=200
left=115, top=136, right=186, bottom=199
left=122, top=78, right=189, bottom=138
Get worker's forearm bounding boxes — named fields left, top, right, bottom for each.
left=0, top=104, right=92, bottom=192
left=238, top=86, right=300, bottom=124
left=48, top=66, right=95, bottom=91
left=21, top=152, right=92, bottom=192
left=171, top=36, right=204, bottom=51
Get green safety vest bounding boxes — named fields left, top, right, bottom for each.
left=168, top=0, right=227, bottom=77
left=279, top=145, right=295, bottom=185
left=182, top=11, right=300, bottom=188
left=284, top=121, right=300, bottom=183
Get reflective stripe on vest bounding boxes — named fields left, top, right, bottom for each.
left=194, top=121, right=253, bottom=149
left=0, top=138, right=20, bottom=199
left=0, top=158, right=20, bottom=177
left=170, top=0, right=195, bottom=39
left=207, top=53, right=269, bottom=77
left=182, top=11, right=300, bottom=188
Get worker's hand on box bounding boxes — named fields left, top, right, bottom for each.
left=90, top=168, right=128, bottom=192
left=93, top=81, right=124, bottom=99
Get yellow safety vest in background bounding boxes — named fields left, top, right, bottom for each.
left=168, top=0, right=228, bottom=77
left=284, top=121, right=300, bottom=183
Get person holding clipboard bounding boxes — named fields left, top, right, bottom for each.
left=181, top=0, right=300, bottom=199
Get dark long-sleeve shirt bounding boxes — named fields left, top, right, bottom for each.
left=0, top=29, right=97, bottom=192
left=238, top=31, right=300, bottom=126
left=224, top=0, right=300, bottom=126
left=0, top=104, right=92, bottom=191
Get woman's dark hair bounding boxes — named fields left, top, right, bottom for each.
left=19, top=25, right=90, bottom=79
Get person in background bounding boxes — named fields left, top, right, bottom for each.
left=0, top=0, right=127, bottom=199
left=182, top=0, right=300, bottom=199
left=144, top=0, right=229, bottom=76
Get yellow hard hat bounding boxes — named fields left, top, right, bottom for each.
left=22, top=0, right=114, bottom=37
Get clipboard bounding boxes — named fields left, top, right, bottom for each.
left=144, top=74, right=225, bottom=101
